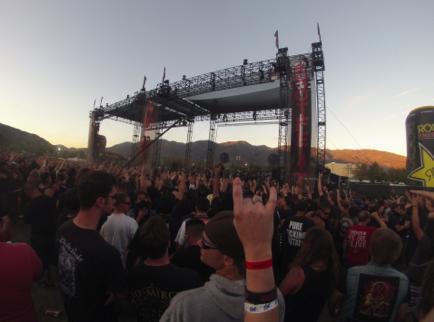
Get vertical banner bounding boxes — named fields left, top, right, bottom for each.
left=406, top=106, right=434, bottom=187
left=289, top=59, right=314, bottom=188
left=139, top=100, right=160, bottom=168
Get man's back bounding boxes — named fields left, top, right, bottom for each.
left=56, top=219, right=127, bottom=322
left=127, top=263, right=203, bottom=322
left=23, top=194, right=56, bottom=236
left=336, top=263, right=409, bottom=322
left=170, top=245, right=215, bottom=283
left=100, top=213, right=138, bottom=267
left=283, top=215, right=315, bottom=261
left=345, top=225, right=377, bottom=266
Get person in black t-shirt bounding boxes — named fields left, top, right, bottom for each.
left=128, top=216, right=203, bottom=322
left=56, top=171, right=128, bottom=322
left=157, top=194, right=181, bottom=255
left=279, top=227, right=340, bottom=322
left=23, top=182, right=56, bottom=288
left=171, top=218, right=215, bottom=283
left=282, top=199, right=315, bottom=263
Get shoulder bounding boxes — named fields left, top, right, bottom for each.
left=167, top=285, right=206, bottom=306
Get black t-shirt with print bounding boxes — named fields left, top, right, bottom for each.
left=283, top=215, right=315, bottom=261
left=127, top=263, right=203, bottom=322
left=56, top=220, right=128, bottom=322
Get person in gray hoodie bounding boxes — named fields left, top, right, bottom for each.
left=160, top=211, right=285, bottom=322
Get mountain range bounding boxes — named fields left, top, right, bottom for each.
left=0, top=122, right=407, bottom=169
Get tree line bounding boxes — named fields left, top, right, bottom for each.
left=350, top=162, right=408, bottom=183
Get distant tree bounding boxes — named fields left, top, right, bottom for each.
left=15, top=140, right=28, bottom=151
left=368, top=162, right=386, bottom=182
left=60, top=150, right=70, bottom=159
left=387, top=167, right=408, bottom=183
left=34, top=147, right=46, bottom=156
left=352, top=163, right=369, bottom=180
left=7, top=144, right=21, bottom=152
left=77, top=151, right=86, bottom=159
left=249, top=163, right=262, bottom=171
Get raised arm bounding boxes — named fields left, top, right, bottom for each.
left=318, top=172, right=324, bottom=197
left=213, top=165, right=221, bottom=199
left=371, top=212, right=387, bottom=229
left=305, top=184, right=312, bottom=200
left=411, top=195, right=424, bottom=241
left=233, top=178, right=279, bottom=322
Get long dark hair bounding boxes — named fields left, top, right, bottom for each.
left=290, top=227, right=340, bottom=287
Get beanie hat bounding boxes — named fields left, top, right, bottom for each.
left=204, top=211, right=244, bottom=261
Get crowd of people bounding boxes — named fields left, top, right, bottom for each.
left=1, top=149, right=434, bottom=322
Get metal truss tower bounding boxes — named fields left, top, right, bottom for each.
left=206, top=115, right=218, bottom=169
left=130, top=110, right=142, bottom=159
left=312, top=42, right=326, bottom=170
left=276, top=48, right=290, bottom=180
left=184, top=120, right=194, bottom=172
left=152, top=128, right=163, bottom=168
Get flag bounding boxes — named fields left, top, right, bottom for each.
left=317, top=23, right=322, bottom=42
left=100, top=96, right=104, bottom=106
left=162, top=67, right=166, bottom=82
left=142, top=75, right=147, bottom=89
left=93, top=99, right=96, bottom=108
left=274, top=30, right=279, bottom=49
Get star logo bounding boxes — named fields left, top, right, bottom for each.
left=408, top=143, right=434, bottom=187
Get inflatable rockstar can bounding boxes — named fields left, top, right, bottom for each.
left=406, top=106, right=434, bottom=187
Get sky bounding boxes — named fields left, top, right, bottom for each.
left=1, top=0, right=433, bottom=157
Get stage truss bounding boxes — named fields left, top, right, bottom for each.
left=87, top=41, right=326, bottom=181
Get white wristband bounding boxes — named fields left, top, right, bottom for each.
left=244, top=299, right=278, bottom=313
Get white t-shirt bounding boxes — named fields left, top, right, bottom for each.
left=100, top=213, right=138, bottom=268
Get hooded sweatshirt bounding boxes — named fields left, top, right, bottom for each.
left=160, top=274, right=285, bottom=322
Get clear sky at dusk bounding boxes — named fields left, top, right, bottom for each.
left=1, top=0, right=433, bottom=157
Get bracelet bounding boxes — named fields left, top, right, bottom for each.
left=245, top=288, right=277, bottom=304
left=244, top=299, right=278, bottom=313
left=245, top=259, right=273, bottom=270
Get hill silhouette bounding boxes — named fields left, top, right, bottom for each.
left=0, top=123, right=406, bottom=168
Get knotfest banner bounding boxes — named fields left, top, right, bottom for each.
left=289, top=59, right=315, bottom=188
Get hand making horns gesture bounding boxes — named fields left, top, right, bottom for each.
left=232, top=177, right=276, bottom=261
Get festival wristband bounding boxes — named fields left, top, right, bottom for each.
left=245, top=259, right=273, bottom=270
left=244, top=299, right=278, bottom=313
left=245, top=288, right=277, bottom=304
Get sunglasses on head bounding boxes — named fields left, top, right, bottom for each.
left=201, top=236, right=217, bottom=250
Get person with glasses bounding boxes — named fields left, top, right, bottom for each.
left=56, top=171, right=128, bottom=322
left=160, top=210, right=286, bottom=322
left=100, top=192, right=139, bottom=269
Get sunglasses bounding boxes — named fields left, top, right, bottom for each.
left=201, top=236, right=217, bottom=250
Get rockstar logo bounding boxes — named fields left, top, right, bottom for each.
left=408, top=143, right=434, bottom=187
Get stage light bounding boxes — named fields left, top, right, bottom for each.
left=243, top=59, right=248, bottom=65
left=182, top=75, right=186, bottom=80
